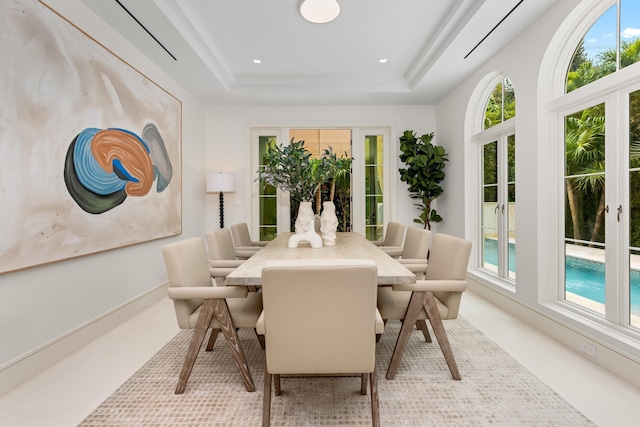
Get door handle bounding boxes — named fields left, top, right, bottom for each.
left=617, top=205, right=622, bottom=222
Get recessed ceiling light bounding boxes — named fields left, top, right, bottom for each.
left=379, top=58, right=388, bottom=63
left=253, top=59, right=262, bottom=64
left=300, top=0, right=340, bottom=24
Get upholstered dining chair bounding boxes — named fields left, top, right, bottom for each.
left=231, top=222, right=268, bottom=248
left=229, top=222, right=264, bottom=259
left=162, top=237, right=262, bottom=394
left=396, top=226, right=432, bottom=278
left=374, top=221, right=406, bottom=258
left=377, top=233, right=471, bottom=380
left=207, top=227, right=261, bottom=297
left=206, top=228, right=253, bottom=285
left=258, top=259, right=383, bottom=427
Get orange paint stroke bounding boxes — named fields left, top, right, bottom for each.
left=92, top=129, right=154, bottom=197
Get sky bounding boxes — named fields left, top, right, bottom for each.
left=582, top=0, right=640, bottom=62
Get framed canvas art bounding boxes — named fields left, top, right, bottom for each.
left=0, top=0, right=182, bottom=274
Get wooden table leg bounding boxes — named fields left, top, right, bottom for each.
left=212, top=299, right=256, bottom=392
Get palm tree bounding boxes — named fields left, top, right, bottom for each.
left=564, top=110, right=605, bottom=243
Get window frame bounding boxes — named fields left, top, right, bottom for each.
left=472, top=117, right=516, bottom=286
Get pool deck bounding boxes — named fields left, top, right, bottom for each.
left=566, top=243, right=640, bottom=270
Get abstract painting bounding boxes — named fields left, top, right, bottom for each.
left=0, top=0, right=182, bottom=274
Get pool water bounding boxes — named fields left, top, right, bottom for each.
left=483, top=239, right=640, bottom=316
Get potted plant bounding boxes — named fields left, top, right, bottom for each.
left=318, top=148, right=352, bottom=245
left=398, top=130, right=448, bottom=230
left=259, top=139, right=328, bottom=247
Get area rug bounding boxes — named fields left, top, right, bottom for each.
left=80, top=317, right=594, bottom=426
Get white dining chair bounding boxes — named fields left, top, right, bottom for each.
left=258, top=259, right=383, bottom=427
left=162, top=237, right=262, bottom=393
left=378, top=233, right=472, bottom=380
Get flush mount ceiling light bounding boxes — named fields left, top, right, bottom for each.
left=300, top=0, right=340, bottom=24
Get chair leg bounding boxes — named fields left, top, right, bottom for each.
left=274, top=374, right=281, bottom=396
left=415, top=319, right=432, bottom=342
left=360, top=373, right=368, bottom=395
left=370, top=366, right=380, bottom=427
left=263, top=367, right=272, bottom=427
left=175, top=299, right=216, bottom=394
left=212, top=299, right=256, bottom=392
left=386, top=291, right=424, bottom=380
left=205, top=328, right=220, bottom=351
left=423, top=291, right=461, bottom=380
left=254, top=329, right=266, bottom=349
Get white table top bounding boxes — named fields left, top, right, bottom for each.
left=225, top=232, right=416, bottom=286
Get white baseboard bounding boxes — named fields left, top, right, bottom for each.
left=467, top=279, right=640, bottom=389
left=0, top=283, right=168, bottom=397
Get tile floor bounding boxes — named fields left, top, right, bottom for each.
left=1, top=291, right=639, bottom=427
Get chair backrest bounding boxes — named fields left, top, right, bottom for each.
left=383, top=221, right=406, bottom=246
left=230, top=222, right=252, bottom=247
left=401, top=227, right=432, bottom=259
left=426, top=233, right=472, bottom=320
left=162, top=237, right=214, bottom=328
left=425, top=233, right=472, bottom=281
left=206, top=228, right=237, bottom=260
left=261, top=259, right=378, bottom=375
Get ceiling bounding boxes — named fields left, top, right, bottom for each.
left=80, top=0, right=558, bottom=106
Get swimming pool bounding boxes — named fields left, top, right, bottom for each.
left=483, top=239, right=640, bottom=316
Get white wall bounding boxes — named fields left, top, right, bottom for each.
left=205, top=105, right=437, bottom=231
left=0, top=0, right=207, bottom=391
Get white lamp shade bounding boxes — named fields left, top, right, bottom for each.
left=300, top=0, right=340, bottom=24
left=206, top=173, right=235, bottom=193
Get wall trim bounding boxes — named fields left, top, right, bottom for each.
left=0, top=283, right=169, bottom=397
left=467, top=278, right=640, bottom=389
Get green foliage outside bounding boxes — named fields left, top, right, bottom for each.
left=563, top=40, right=640, bottom=247
left=484, top=79, right=515, bottom=130
left=398, top=130, right=448, bottom=230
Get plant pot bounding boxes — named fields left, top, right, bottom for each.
left=320, top=201, right=338, bottom=246
left=289, top=200, right=322, bottom=248
left=294, top=201, right=315, bottom=234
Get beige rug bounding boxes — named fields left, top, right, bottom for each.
left=80, top=317, right=594, bottom=426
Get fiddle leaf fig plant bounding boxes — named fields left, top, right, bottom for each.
left=398, top=130, right=448, bottom=230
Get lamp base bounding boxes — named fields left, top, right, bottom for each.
left=219, top=192, right=225, bottom=229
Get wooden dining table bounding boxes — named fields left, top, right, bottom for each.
left=225, top=232, right=416, bottom=287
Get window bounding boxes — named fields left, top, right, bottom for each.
left=566, top=1, right=640, bottom=93
left=364, top=134, right=384, bottom=241
left=257, top=135, right=278, bottom=241
left=476, top=77, right=516, bottom=284
left=555, top=0, right=640, bottom=329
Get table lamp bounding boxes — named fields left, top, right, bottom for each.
left=206, top=173, right=235, bottom=228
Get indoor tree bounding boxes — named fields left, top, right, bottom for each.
left=398, top=130, right=448, bottom=230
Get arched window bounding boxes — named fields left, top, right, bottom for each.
left=472, top=76, right=517, bottom=285
left=566, top=1, right=640, bottom=92
left=552, top=0, right=640, bottom=329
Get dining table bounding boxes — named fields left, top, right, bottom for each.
left=225, top=231, right=416, bottom=287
